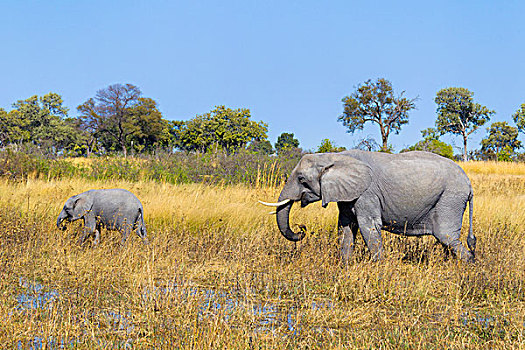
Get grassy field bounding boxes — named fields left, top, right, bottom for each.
left=1, top=161, right=525, bottom=348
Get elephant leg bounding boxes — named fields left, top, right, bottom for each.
left=432, top=207, right=474, bottom=263
left=337, top=202, right=358, bottom=265
left=120, top=223, right=132, bottom=245
left=93, top=223, right=102, bottom=245
left=356, top=215, right=383, bottom=261
left=79, top=216, right=96, bottom=246
left=435, top=232, right=473, bottom=263
left=433, top=228, right=473, bottom=263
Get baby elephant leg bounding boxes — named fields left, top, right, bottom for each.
left=120, top=223, right=132, bottom=245
left=357, top=216, right=384, bottom=261
left=93, top=222, right=103, bottom=245
left=79, top=216, right=96, bottom=246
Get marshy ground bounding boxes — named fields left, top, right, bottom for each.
left=1, top=161, right=525, bottom=348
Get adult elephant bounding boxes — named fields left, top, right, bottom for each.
left=260, top=150, right=476, bottom=263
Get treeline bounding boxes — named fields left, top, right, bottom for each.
left=0, top=83, right=302, bottom=158
left=1, top=80, right=525, bottom=161
left=339, top=79, right=525, bottom=161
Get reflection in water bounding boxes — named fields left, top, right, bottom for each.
left=14, top=277, right=334, bottom=348
left=16, top=277, right=58, bottom=311
left=13, top=277, right=508, bottom=348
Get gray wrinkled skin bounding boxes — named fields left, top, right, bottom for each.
left=56, top=189, right=148, bottom=245
left=275, top=150, right=476, bottom=264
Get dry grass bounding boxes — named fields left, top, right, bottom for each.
left=0, top=162, right=525, bottom=348
left=459, top=160, right=525, bottom=175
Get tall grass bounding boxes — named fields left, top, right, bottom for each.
left=0, top=150, right=300, bottom=187
left=459, top=160, right=525, bottom=175
left=0, top=158, right=525, bottom=348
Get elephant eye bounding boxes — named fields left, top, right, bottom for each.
left=298, top=175, right=307, bottom=184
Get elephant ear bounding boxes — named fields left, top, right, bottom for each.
left=320, top=155, right=372, bottom=207
left=71, top=194, right=93, bottom=220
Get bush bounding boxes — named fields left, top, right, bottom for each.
left=0, top=149, right=303, bottom=186
left=0, top=150, right=82, bottom=180
left=402, top=139, right=454, bottom=159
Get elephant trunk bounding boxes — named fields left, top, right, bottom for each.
left=56, top=210, right=68, bottom=230
left=276, top=200, right=306, bottom=242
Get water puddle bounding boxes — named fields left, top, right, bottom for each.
left=460, top=310, right=511, bottom=335
left=15, top=278, right=134, bottom=349
left=12, top=277, right=515, bottom=347
left=13, top=277, right=333, bottom=348
left=16, top=277, right=59, bottom=311
left=143, top=284, right=331, bottom=334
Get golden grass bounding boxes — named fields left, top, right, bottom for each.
left=0, top=163, right=525, bottom=348
left=459, top=160, right=525, bottom=175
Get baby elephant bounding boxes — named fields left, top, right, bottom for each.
left=57, top=189, right=148, bottom=245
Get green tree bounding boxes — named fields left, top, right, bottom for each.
left=339, top=78, right=417, bottom=152
left=173, top=115, right=208, bottom=152
left=275, top=132, right=300, bottom=155
left=402, top=127, right=454, bottom=159
left=174, top=106, right=268, bottom=153
left=420, top=127, right=439, bottom=140
left=59, top=116, right=97, bottom=157
left=11, top=93, right=74, bottom=153
left=0, top=108, right=30, bottom=147
left=317, top=139, right=346, bottom=153
left=512, top=103, right=525, bottom=134
left=435, top=87, right=494, bottom=161
left=168, top=120, right=185, bottom=151
left=77, top=84, right=166, bottom=157
left=73, top=100, right=99, bottom=157
left=247, top=139, right=274, bottom=155
left=480, top=121, right=521, bottom=161
left=127, top=97, right=171, bottom=153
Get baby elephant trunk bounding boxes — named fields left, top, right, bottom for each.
left=56, top=210, right=68, bottom=230
left=137, top=210, right=149, bottom=244
left=139, top=225, right=149, bottom=244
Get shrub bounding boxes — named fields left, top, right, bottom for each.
left=0, top=149, right=303, bottom=186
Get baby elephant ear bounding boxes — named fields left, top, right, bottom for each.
left=71, top=194, right=93, bottom=220
left=320, top=155, right=372, bottom=207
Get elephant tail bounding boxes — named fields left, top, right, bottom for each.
left=466, top=192, right=476, bottom=257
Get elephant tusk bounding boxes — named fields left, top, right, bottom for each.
left=268, top=211, right=277, bottom=215
left=258, top=199, right=291, bottom=207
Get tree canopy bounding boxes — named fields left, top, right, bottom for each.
left=0, top=108, right=29, bottom=147
left=173, top=105, right=268, bottom=153
left=317, top=139, right=346, bottom=153
left=339, top=78, right=417, bottom=152
left=512, top=103, right=525, bottom=134
left=77, top=84, right=169, bottom=157
left=435, top=87, right=494, bottom=161
left=3, top=82, right=525, bottom=161
left=402, top=127, right=453, bottom=159
left=247, top=139, right=274, bottom=155
left=480, top=121, right=521, bottom=161
left=275, top=132, right=300, bottom=155
left=4, top=93, right=76, bottom=153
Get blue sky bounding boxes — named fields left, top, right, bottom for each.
left=1, top=1, right=524, bottom=153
